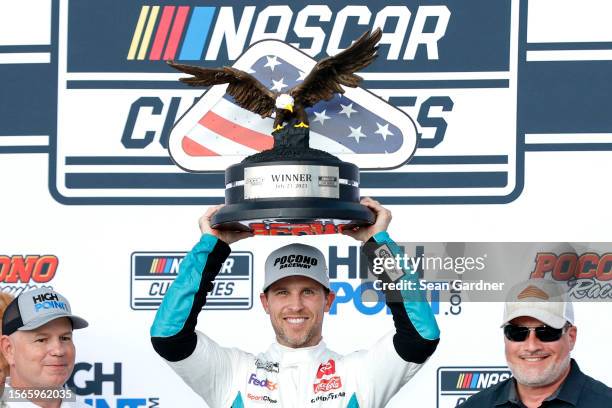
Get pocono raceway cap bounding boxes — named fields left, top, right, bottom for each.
left=501, top=279, right=574, bottom=329
left=2, top=287, right=89, bottom=336
left=263, top=243, right=329, bottom=291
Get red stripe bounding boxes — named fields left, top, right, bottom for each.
left=150, top=6, right=175, bottom=60
left=157, top=258, right=167, bottom=273
left=200, top=111, right=273, bottom=151
left=163, top=6, right=189, bottom=60
left=182, top=136, right=219, bottom=156
left=462, top=373, right=472, bottom=389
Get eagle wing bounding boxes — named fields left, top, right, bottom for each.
left=290, top=28, right=382, bottom=108
left=167, top=61, right=276, bottom=117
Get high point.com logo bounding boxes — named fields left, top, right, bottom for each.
left=325, top=245, right=458, bottom=316
left=67, top=362, right=159, bottom=408
left=127, top=4, right=449, bottom=62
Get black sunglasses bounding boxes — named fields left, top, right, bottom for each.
left=503, top=324, right=568, bottom=342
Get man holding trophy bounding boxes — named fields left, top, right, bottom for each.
left=150, top=198, right=439, bottom=407
left=151, top=28, right=438, bottom=406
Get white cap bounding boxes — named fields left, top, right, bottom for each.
left=501, top=279, right=574, bottom=329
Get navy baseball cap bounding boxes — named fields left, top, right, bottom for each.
left=2, top=288, right=88, bottom=336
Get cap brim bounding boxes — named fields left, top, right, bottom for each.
left=19, top=313, right=89, bottom=332
left=263, top=271, right=330, bottom=292
left=501, top=308, right=566, bottom=329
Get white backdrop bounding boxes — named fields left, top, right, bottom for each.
left=1, top=1, right=612, bottom=407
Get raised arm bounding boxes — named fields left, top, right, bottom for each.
left=150, top=206, right=251, bottom=406
left=343, top=198, right=440, bottom=406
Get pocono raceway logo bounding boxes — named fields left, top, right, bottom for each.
left=437, top=367, right=511, bottom=407
left=531, top=252, right=612, bottom=300
left=0, top=255, right=58, bottom=296
left=67, top=362, right=160, bottom=408
left=130, top=251, right=253, bottom=310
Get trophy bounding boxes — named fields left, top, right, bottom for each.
left=168, top=29, right=383, bottom=234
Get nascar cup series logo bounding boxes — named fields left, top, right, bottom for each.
left=49, top=0, right=520, bottom=204
left=437, top=367, right=511, bottom=407
left=130, top=251, right=253, bottom=310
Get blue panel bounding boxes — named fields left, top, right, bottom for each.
left=521, top=61, right=612, bottom=133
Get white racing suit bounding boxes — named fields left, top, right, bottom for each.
left=151, top=232, right=440, bottom=407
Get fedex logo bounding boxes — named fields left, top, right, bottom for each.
left=248, top=373, right=278, bottom=391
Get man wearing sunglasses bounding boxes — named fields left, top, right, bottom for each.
left=460, top=279, right=612, bottom=407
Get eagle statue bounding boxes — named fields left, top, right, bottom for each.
left=167, top=28, right=382, bottom=132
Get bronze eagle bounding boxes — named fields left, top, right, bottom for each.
left=167, top=28, right=382, bottom=131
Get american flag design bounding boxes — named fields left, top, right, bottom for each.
left=169, top=40, right=417, bottom=171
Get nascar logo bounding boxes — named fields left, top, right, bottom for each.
left=126, top=4, right=450, bottom=62
left=437, top=367, right=511, bottom=408
left=130, top=251, right=253, bottom=310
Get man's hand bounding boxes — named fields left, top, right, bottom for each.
left=342, top=197, right=391, bottom=242
left=198, top=205, right=253, bottom=245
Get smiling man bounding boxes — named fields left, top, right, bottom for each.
left=0, top=288, right=89, bottom=407
left=459, top=279, right=612, bottom=408
left=151, top=198, right=440, bottom=407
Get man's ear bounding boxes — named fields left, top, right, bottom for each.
left=324, top=291, right=336, bottom=313
left=567, top=325, right=577, bottom=351
left=260, top=293, right=270, bottom=315
left=0, top=335, right=15, bottom=366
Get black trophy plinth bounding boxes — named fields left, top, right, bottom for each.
left=211, top=119, right=375, bottom=234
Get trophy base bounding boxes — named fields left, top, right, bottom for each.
left=211, top=199, right=375, bottom=235
left=211, top=124, right=374, bottom=235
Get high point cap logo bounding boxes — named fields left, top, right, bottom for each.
left=501, top=279, right=574, bottom=329
left=169, top=40, right=418, bottom=171
left=2, top=287, right=88, bottom=336
left=263, top=243, right=329, bottom=291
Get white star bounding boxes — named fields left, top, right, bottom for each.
left=270, top=78, right=287, bottom=92
left=339, top=103, right=357, bottom=118
left=264, top=55, right=281, bottom=71
left=297, top=70, right=308, bottom=81
left=348, top=126, right=366, bottom=143
left=313, top=110, right=331, bottom=125
left=374, top=122, right=394, bottom=141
